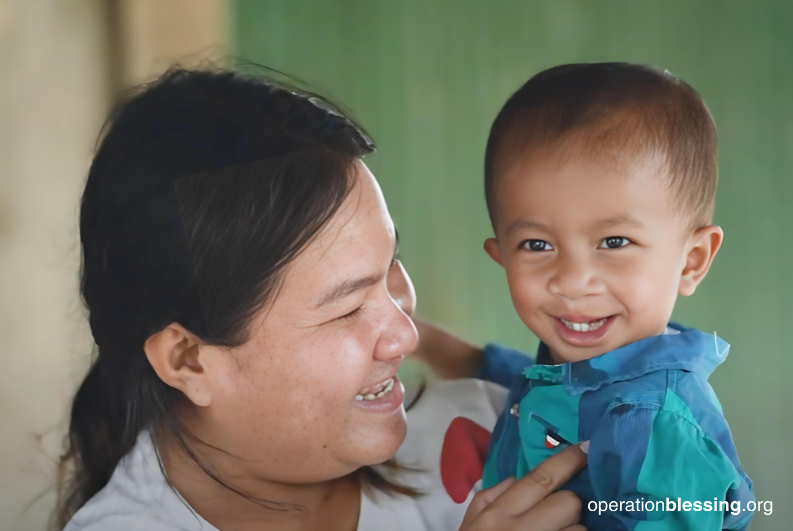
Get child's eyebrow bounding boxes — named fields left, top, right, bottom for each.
left=506, top=219, right=549, bottom=236
left=593, top=216, right=646, bottom=230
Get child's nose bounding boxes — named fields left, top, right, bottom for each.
left=548, top=255, right=603, bottom=300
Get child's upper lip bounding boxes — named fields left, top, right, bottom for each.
left=552, top=314, right=612, bottom=323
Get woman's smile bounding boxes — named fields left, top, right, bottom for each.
left=354, top=376, right=404, bottom=413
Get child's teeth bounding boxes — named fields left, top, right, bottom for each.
left=561, top=318, right=607, bottom=332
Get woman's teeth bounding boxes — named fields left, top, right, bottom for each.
left=355, top=378, right=395, bottom=401
left=560, top=317, right=608, bottom=332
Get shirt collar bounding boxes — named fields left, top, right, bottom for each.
left=525, top=322, right=730, bottom=395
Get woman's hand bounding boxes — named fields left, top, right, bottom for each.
left=459, top=444, right=588, bottom=531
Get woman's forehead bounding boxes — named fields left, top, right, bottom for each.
left=276, top=165, right=396, bottom=303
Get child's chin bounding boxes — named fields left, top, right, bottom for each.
left=546, top=334, right=617, bottom=363
left=551, top=346, right=610, bottom=364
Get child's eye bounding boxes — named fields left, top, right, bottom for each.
left=522, top=239, right=554, bottom=252
left=598, top=236, right=630, bottom=249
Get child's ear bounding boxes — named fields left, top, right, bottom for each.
left=679, top=225, right=723, bottom=297
left=484, top=238, right=503, bottom=266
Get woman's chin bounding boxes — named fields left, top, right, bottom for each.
left=351, top=415, right=407, bottom=467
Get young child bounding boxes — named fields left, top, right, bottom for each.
left=480, top=63, right=754, bottom=530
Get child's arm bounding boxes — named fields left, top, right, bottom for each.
left=588, top=404, right=755, bottom=531
left=413, top=318, right=532, bottom=385
left=412, top=318, right=483, bottom=379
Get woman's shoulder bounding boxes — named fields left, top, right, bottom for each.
left=65, top=513, right=197, bottom=531
left=397, top=378, right=508, bottom=459
left=357, top=379, right=508, bottom=531
left=64, top=432, right=218, bottom=531
left=400, top=378, right=507, bottom=468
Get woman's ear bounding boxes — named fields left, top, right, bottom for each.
left=679, top=225, right=724, bottom=297
left=484, top=238, right=503, bottom=266
left=144, top=323, right=212, bottom=407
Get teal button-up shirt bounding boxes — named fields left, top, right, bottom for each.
left=482, top=323, right=755, bottom=531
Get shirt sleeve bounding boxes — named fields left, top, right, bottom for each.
left=478, top=343, right=533, bottom=388
left=587, top=405, right=755, bottom=531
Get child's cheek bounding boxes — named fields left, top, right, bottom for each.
left=506, top=270, right=545, bottom=320
left=608, top=260, right=678, bottom=326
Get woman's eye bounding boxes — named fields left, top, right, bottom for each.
left=337, top=306, right=362, bottom=321
left=598, top=236, right=630, bottom=249
left=522, top=239, right=554, bottom=252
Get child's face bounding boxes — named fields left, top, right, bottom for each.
left=485, top=146, right=722, bottom=363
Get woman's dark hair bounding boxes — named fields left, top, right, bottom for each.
left=56, top=66, right=416, bottom=528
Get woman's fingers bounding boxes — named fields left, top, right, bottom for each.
left=516, top=489, right=582, bottom=531
left=460, top=477, right=517, bottom=527
left=458, top=444, right=588, bottom=531
left=487, top=444, right=588, bottom=516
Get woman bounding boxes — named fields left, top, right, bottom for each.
left=58, top=67, right=587, bottom=531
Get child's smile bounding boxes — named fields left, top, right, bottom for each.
left=552, top=314, right=617, bottom=347
left=485, top=142, right=722, bottom=364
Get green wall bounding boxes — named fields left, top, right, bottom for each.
left=234, top=1, right=792, bottom=528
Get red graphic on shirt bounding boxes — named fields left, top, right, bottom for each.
left=545, top=433, right=561, bottom=449
left=440, top=417, right=493, bottom=503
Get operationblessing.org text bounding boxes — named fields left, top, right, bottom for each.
left=588, top=498, right=773, bottom=516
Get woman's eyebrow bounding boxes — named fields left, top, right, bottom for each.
left=315, top=274, right=382, bottom=309
left=316, top=233, right=399, bottom=309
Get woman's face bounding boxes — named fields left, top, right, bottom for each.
left=197, top=162, right=418, bottom=484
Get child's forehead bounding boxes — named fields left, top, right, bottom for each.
left=502, top=119, right=669, bottom=178
left=498, top=134, right=669, bottom=192
left=492, top=142, right=683, bottom=232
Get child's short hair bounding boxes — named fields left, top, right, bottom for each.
left=484, top=63, right=717, bottom=231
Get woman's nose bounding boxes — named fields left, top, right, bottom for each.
left=386, top=260, right=416, bottom=317
left=374, top=293, right=419, bottom=362
left=548, top=253, right=603, bottom=300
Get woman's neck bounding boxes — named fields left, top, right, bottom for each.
left=157, top=434, right=362, bottom=531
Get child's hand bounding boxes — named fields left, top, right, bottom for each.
left=458, top=443, right=588, bottom=531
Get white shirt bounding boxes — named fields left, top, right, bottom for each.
left=65, top=379, right=507, bottom=531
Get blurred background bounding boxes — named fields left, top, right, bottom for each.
left=1, top=1, right=790, bottom=530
